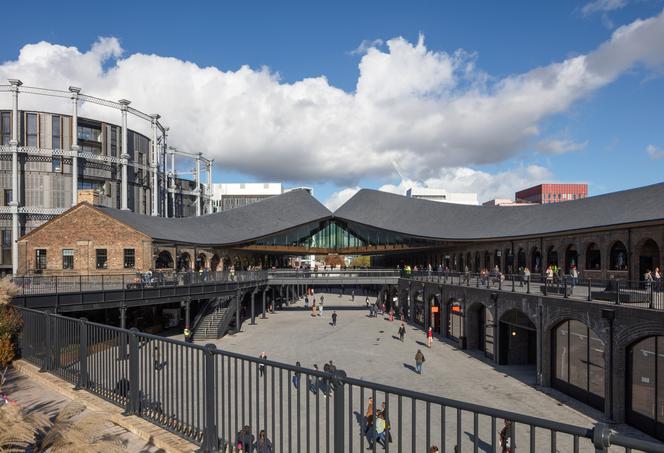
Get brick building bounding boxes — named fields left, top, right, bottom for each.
left=515, top=183, right=588, bottom=204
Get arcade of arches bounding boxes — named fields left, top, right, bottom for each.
left=394, top=279, right=664, bottom=441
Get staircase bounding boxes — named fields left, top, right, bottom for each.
left=192, top=297, right=239, bottom=341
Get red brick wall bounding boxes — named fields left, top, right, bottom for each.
left=17, top=203, right=153, bottom=275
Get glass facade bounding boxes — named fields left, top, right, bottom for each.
left=552, top=320, right=605, bottom=410
left=250, top=219, right=443, bottom=251
left=628, top=336, right=664, bottom=441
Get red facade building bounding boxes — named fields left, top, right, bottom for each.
left=515, top=183, right=588, bottom=204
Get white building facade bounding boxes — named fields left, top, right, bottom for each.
left=406, top=187, right=479, bottom=205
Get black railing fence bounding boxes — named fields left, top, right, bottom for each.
left=408, top=271, right=664, bottom=310
left=16, top=306, right=664, bottom=453
left=12, top=270, right=268, bottom=295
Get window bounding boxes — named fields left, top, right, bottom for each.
left=52, top=115, right=62, bottom=171
left=96, top=249, right=108, bottom=269
left=123, top=248, right=135, bottom=268
left=35, top=249, right=47, bottom=270
left=1, top=231, right=10, bottom=265
left=552, top=320, right=605, bottom=410
left=26, top=113, right=38, bottom=147
left=62, top=249, right=74, bottom=269
left=1, top=112, right=10, bottom=145
left=585, top=243, right=601, bottom=270
left=77, top=125, right=102, bottom=142
left=3, top=189, right=12, bottom=206
left=610, top=241, right=628, bottom=271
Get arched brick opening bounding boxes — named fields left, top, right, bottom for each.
left=551, top=319, right=605, bottom=411
left=499, top=309, right=536, bottom=366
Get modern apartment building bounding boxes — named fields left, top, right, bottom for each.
left=406, top=187, right=479, bottom=205
left=515, top=183, right=588, bottom=204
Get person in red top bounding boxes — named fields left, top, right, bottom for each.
left=427, top=326, right=433, bottom=348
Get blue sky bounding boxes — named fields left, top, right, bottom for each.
left=1, top=0, right=663, bottom=206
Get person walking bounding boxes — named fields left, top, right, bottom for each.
left=259, top=352, right=267, bottom=377
left=351, top=290, right=355, bottom=302
left=304, top=295, right=309, bottom=309
left=332, top=310, right=337, bottom=327
left=398, top=323, right=406, bottom=342
left=499, top=419, right=513, bottom=452
left=570, top=264, right=579, bottom=292
left=427, top=326, right=433, bottom=348
left=253, top=430, right=273, bottom=453
left=415, top=349, right=425, bottom=374
left=319, top=300, right=324, bottom=317
left=364, top=397, right=374, bottom=435
left=292, top=361, right=301, bottom=389
left=389, top=307, right=394, bottom=322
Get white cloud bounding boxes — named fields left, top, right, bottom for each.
left=582, top=0, right=628, bottom=16
left=536, top=138, right=588, bottom=155
left=646, top=144, right=664, bottom=159
left=326, top=164, right=554, bottom=210
left=348, top=39, right=384, bottom=56
left=323, top=186, right=362, bottom=211
left=1, top=10, right=663, bottom=186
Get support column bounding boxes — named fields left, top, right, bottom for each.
left=184, top=298, right=191, bottom=329
left=119, top=99, right=130, bottom=210
left=69, top=86, right=81, bottom=206
left=262, top=287, right=268, bottom=319
left=235, top=291, right=241, bottom=333
left=120, top=305, right=127, bottom=329
left=423, top=284, right=429, bottom=333
left=251, top=290, right=256, bottom=325
left=9, top=79, right=21, bottom=276
left=119, top=305, right=128, bottom=359
left=207, top=159, right=213, bottom=214
left=285, top=285, right=290, bottom=306
left=169, top=149, right=176, bottom=217
left=150, top=114, right=160, bottom=216
left=195, top=152, right=202, bottom=216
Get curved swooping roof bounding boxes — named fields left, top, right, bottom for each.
left=98, top=189, right=332, bottom=245
left=333, top=183, right=664, bottom=241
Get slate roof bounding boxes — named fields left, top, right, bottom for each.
left=97, top=189, right=332, bottom=245
left=333, top=182, right=664, bottom=241
left=94, top=182, right=664, bottom=245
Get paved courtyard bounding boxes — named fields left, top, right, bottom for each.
left=190, top=292, right=650, bottom=452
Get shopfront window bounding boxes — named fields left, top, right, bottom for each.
left=628, top=336, right=664, bottom=441
left=552, top=320, right=605, bottom=410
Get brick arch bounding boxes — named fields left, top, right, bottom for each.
left=544, top=310, right=609, bottom=344
left=613, top=323, right=664, bottom=423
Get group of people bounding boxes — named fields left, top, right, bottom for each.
left=644, top=267, right=663, bottom=291
left=232, top=425, right=272, bottom=453
left=364, top=397, right=392, bottom=449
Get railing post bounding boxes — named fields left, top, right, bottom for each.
left=527, top=277, right=530, bottom=294
left=75, top=317, right=88, bottom=390
left=649, top=282, right=654, bottom=309
left=615, top=280, right=620, bottom=305
left=563, top=278, right=568, bottom=299
left=591, top=422, right=612, bottom=453
left=333, top=372, right=345, bottom=453
left=200, top=343, right=219, bottom=453
left=102, top=274, right=105, bottom=291
left=124, top=328, right=140, bottom=416
left=40, top=311, right=52, bottom=372
left=498, top=277, right=502, bottom=291
left=512, top=276, right=515, bottom=292
left=543, top=279, right=547, bottom=296
left=587, top=278, right=592, bottom=302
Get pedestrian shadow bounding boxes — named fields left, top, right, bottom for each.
left=391, top=335, right=400, bottom=341
left=464, top=431, right=492, bottom=452
left=415, top=340, right=427, bottom=347
left=329, top=322, right=334, bottom=326
left=403, top=363, right=417, bottom=373
left=354, top=411, right=366, bottom=432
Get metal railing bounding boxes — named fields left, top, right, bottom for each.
left=268, top=268, right=401, bottom=279
left=408, top=271, right=664, bottom=310
left=16, top=306, right=664, bottom=452
left=12, top=270, right=268, bottom=295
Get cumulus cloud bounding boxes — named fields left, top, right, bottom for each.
left=536, top=138, right=588, bottom=155
left=324, top=164, right=554, bottom=209
left=323, top=186, right=362, bottom=211
left=646, top=144, right=664, bottom=159
left=1, top=10, right=663, bottom=187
